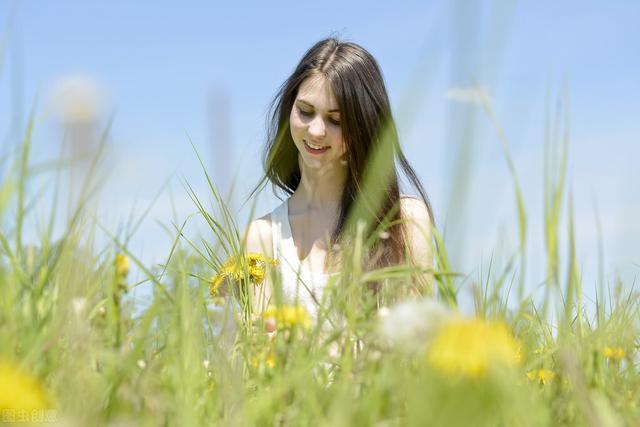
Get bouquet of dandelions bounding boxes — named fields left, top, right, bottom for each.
left=209, top=253, right=312, bottom=336
left=209, top=252, right=277, bottom=309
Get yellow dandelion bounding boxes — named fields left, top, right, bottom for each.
left=115, top=253, right=129, bottom=277
left=526, top=368, right=555, bottom=385
left=210, top=253, right=277, bottom=297
left=0, top=361, right=50, bottom=411
left=426, top=318, right=520, bottom=379
left=262, top=305, right=312, bottom=329
left=265, top=352, right=276, bottom=368
left=250, top=351, right=276, bottom=369
left=601, top=346, right=625, bottom=361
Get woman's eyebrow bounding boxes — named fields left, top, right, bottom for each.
left=296, top=99, right=340, bottom=113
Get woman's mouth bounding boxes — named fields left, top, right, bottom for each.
left=303, top=139, right=330, bottom=155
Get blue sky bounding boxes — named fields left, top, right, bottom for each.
left=1, top=1, right=639, bottom=313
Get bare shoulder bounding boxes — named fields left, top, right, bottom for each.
left=400, top=196, right=433, bottom=262
left=400, top=196, right=433, bottom=228
left=244, top=213, right=274, bottom=258
left=400, top=196, right=435, bottom=296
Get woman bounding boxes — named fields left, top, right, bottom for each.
left=245, top=38, right=435, bottom=317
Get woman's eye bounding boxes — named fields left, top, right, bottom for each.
left=298, top=108, right=313, bottom=117
left=298, top=107, right=340, bottom=126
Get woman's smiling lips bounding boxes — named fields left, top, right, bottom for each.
left=303, top=139, right=330, bottom=155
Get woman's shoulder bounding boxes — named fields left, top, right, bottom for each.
left=399, top=195, right=434, bottom=273
left=399, top=195, right=432, bottom=224
left=244, top=214, right=274, bottom=257
left=244, top=202, right=285, bottom=258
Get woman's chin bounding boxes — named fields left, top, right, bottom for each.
left=300, top=156, right=325, bottom=170
left=300, top=156, right=346, bottom=175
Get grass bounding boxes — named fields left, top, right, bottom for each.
left=0, top=85, right=639, bottom=427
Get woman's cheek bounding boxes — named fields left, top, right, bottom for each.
left=289, top=116, right=303, bottom=143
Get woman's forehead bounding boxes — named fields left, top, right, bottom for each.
left=296, top=75, right=339, bottom=111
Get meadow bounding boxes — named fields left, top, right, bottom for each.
left=0, top=60, right=638, bottom=427
left=1, top=98, right=638, bottom=427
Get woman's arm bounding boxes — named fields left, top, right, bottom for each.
left=400, top=196, right=435, bottom=297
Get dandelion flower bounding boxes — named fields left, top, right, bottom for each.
left=378, top=299, right=452, bottom=354
left=601, top=346, right=625, bottom=361
left=426, top=318, right=520, bottom=379
left=210, top=253, right=277, bottom=297
left=262, top=305, right=312, bottom=329
left=250, top=351, right=276, bottom=369
left=52, top=74, right=105, bottom=124
left=115, top=253, right=129, bottom=277
left=265, top=352, right=276, bottom=368
left=0, top=361, right=50, bottom=411
left=526, top=368, right=555, bottom=385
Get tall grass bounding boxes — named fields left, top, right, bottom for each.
left=0, top=23, right=638, bottom=425
left=0, top=86, right=638, bottom=426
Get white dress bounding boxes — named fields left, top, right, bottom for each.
left=269, top=199, right=333, bottom=317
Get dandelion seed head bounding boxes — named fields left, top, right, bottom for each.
left=51, top=74, right=105, bottom=124
left=378, top=299, right=452, bottom=353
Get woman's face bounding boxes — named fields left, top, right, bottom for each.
left=290, top=74, right=347, bottom=172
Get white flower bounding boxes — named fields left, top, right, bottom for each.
left=51, top=74, right=105, bottom=124
left=378, top=299, right=453, bottom=354
left=136, top=359, right=146, bottom=370
left=202, top=360, right=210, bottom=370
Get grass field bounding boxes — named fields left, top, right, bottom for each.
left=0, top=85, right=638, bottom=426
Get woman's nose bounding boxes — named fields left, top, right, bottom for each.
left=307, top=116, right=326, bottom=138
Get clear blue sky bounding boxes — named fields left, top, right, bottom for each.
left=1, top=1, right=639, bottom=312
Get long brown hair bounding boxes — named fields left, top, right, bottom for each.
left=253, top=37, right=434, bottom=269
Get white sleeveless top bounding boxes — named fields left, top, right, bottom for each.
left=269, top=200, right=334, bottom=317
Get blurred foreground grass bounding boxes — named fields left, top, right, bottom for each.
left=0, top=98, right=639, bottom=427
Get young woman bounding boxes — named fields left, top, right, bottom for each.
left=245, top=38, right=435, bottom=317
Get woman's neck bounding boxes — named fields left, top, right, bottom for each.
left=291, top=156, right=347, bottom=211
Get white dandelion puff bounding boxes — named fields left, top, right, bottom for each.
left=51, top=74, right=106, bottom=124
left=378, top=299, right=453, bottom=354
